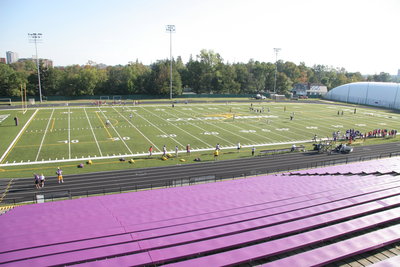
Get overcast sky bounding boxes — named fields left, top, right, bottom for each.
left=1, top=0, right=399, bottom=74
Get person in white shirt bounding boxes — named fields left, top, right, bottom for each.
left=39, top=174, right=45, bottom=188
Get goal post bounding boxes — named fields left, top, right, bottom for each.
left=19, top=83, right=28, bottom=113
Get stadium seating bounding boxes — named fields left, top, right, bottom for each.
left=0, top=158, right=399, bottom=266
left=370, top=255, right=400, bottom=267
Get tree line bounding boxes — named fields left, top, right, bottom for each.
left=0, top=49, right=398, bottom=98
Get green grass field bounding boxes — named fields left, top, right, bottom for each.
left=0, top=101, right=399, bottom=178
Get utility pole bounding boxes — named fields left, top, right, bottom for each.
left=165, top=25, right=175, bottom=100
left=273, top=48, right=281, bottom=94
left=28, top=33, right=43, bottom=103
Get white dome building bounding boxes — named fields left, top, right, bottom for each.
left=324, top=82, right=400, bottom=109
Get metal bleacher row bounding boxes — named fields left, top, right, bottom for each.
left=0, top=158, right=400, bottom=266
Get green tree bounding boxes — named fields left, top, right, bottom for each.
left=368, top=72, right=392, bottom=82
left=58, top=65, right=80, bottom=96
left=185, top=57, right=204, bottom=94
left=125, top=61, right=150, bottom=94
left=103, top=66, right=126, bottom=95
left=146, top=60, right=182, bottom=96
left=38, top=66, right=63, bottom=96
left=234, top=63, right=256, bottom=93
left=263, top=62, right=276, bottom=92
left=276, top=72, right=292, bottom=95
left=249, top=61, right=268, bottom=92
left=197, top=49, right=223, bottom=93
left=0, top=63, right=26, bottom=97
left=10, top=60, right=36, bottom=75
left=75, top=66, right=103, bottom=95
left=212, top=63, right=240, bottom=94
left=281, top=61, right=301, bottom=83
left=346, top=72, right=363, bottom=83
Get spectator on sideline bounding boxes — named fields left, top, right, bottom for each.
left=39, top=174, right=45, bottom=188
left=291, top=144, right=296, bottom=152
left=186, top=144, right=191, bottom=155
left=163, top=145, right=167, bottom=156
left=175, top=145, right=179, bottom=157
left=57, top=167, right=63, bottom=184
left=214, top=149, right=219, bottom=161
left=252, top=146, right=256, bottom=156
left=149, top=145, right=153, bottom=157
left=34, top=174, right=40, bottom=189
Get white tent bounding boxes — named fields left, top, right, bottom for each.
left=324, top=82, right=400, bottom=109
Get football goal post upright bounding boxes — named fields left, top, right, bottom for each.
left=19, top=83, right=27, bottom=113
left=20, top=84, right=24, bottom=112
left=24, top=83, right=27, bottom=111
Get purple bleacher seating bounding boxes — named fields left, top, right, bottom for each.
left=369, top=255, right=400, bottom=267
left=263, top=224, right=400, bottom=267
left=0, top=157, right=399, bottom=266
left=127, top=208, right=400, bottom=267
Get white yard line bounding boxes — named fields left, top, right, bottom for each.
left=160, top=107, right=235, bottom=146
left=99, top=107, right=133, bottom=155
left=68, top=107, right=71, bottom=159
left=84, top=108, right=103, bottom=157
left=112, top=107, right=161, bottom=151
left=128, top=107, right=185, bottom=147
left=0, top=138, right=324, bottom=167
left=213, top=106, right=293, bottom=142
left=0, top=109, right=39, bottom=164
left=173, top=108, right=248, bottom=145
left=35, top=109, right=55, bottom=161
left=144, top=107, right=212, bottom=147
left=224, top=104, right=328, bottom=140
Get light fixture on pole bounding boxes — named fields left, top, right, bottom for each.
left=165, top=25, right=175, bottom=100
left=273, top=48, right=281, bottom=94
left=28, top=33, right=43, bottom=103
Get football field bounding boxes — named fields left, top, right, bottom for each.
left=1, top=102, right=399, bottom=167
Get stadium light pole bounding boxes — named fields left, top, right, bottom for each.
left=273, top=48, right=281, bottom=94
left=28, top=33, right=43, bottom=103
left=166, top=25, right=175, bottom=100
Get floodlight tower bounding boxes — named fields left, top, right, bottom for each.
left=28, top=33, right=43, bottom=103
left=166, top=25, right=175, bottom=100
left=273, top=48, right=281, bottom=94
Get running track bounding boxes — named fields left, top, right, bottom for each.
left=1, top=142, right=400, bottom=204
